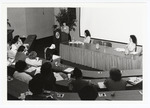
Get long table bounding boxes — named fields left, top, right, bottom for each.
left=8, top=78, right=142, bottom=100
left=60, top=42, right=142, bottom=71
left=81, top=69, right=142, bottom=79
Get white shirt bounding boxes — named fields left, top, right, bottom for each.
left=13, top=71, right=32, bottom=84
left=25, top=58, right=42, bottom=67
left=83, top=36, right=91, bottom=43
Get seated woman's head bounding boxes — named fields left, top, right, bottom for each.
left=109, top=68, right=122, bottom=81
left=130, top=35, right=137, bottom=45
left=15, top=60, right=27, bottom=72
left=78, top=85, right=98, bottom=100
left=29, top=78, right=44, bottom=95
left=72, top=67, right=82, bottom=79
left=40, top=62, right=52, bottom=76
left=17, top=45, right=28, bottom=54
left=84, top=30, right=91, bottom=37
left=12, top=35, right=20, bottom=44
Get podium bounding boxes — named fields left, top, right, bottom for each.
left=61, top=32, right=69, bottom=43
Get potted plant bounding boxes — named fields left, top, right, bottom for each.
left=55, top=8, right=77, bottom=32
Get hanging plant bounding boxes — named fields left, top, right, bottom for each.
left=55, top=8, right=77, bottom=31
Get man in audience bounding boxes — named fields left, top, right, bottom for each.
left=78, top=85, right=98, bottom=100
left=68, top=67, right=91, bottom=92
left=13, top=60, right=32, bottom=84
left=104, top=68, right=127, bottom=91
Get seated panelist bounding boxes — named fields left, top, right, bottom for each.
left=83, top=30, right=91, bottom=44
left=125, top=35, right=137, bottom=55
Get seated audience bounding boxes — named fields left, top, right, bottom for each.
left=26, top=51, right=42, bottom=67
left=15, top=45, right=28, bottom=62
left=83, top=30, right=91, bottom=43
left=10, top=35, right=28, bottom=58
left=25, top=77, right=55, bottom=100
left=78, top=85, right=98, bottom=100
left=104, top=68, right=127, bottom=91
left=32, top=62, right=56, bottom=91
left=125, top=35, right=137, bottom=55
left=7, top=42, right=15, bottom=65
left=68, top=67, right=90, bottom=92
left=13, top=60, right=32, bottom=84
left=15, top=45, right=42, bottom=67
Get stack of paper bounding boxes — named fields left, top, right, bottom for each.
left=54, top=73, right=64, bottom=81
left=97, top=82, right=106, bottom=89
left=64, top=68, right=74, bottom=73
left=128, top=77, right=142, bottom=85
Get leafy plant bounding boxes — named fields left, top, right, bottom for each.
left=55, top=8, right=77, bottom=32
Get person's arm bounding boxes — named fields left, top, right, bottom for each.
left=128, top=44, right=136, bottom=52
left=65, top=26, right=69, bottom=34
left=25, top=58, right=42, bottom=67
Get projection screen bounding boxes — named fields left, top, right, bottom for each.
left=80, top=3, right=146, bottom=45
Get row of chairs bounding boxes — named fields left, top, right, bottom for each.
left=92, top=39, right=112, bottom=47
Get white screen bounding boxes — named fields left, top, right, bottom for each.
left=80, top=3, right=146, bottom=45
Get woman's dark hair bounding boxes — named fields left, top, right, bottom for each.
left=130, top=35, right=137, bottom=51
left=11, top=35, right=20, bottom=44
left=29, top=77, right=44, bottom=95
left=17, top=45, right=25, bottom=52
left=40, top=62, right=52, bottom=76
left=15, top=60, right=27, bottom=72
left=72, top=67, right=82, bottom=79
left=85, top=30, right=91, bottom=37
left=109, top=68, right=122, bottom=81
left=78, top=85, right=98, bottom=100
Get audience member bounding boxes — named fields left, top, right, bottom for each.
left=78, top=85, right=98, bottom=100
left=15, top=45, right=42, bottom=67
left=83, top=30, right=91, bottom=43
left=104, top=68, right=127, bottom=91
left=15, top=45, right=28, bottom=62
left=10, top=35, right=29, bottom=58
left=68, top=67, right=90, bottom=92
left=32, top=62, right=56, bottom=91
left=25, top=77, right=55, bottom=100
left=13, top=60, right=32, bottom=84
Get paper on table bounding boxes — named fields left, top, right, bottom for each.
left=128, top=77, right=142, bottom=85
left=114, top=48, right=125, bottom=52
left=64, top=68, right=74, bottom=73
left=52, top=55, right=61, bottom=60
left=54, top=72, right=64, bottom=81
left=98, top=82, right=106, bottom=88
left=25, top=67, right=41, bottom=75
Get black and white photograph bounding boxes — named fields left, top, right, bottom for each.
left=1, top=0, right=150, bottom=107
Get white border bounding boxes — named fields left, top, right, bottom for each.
left=0, top=0, right=150, bottom=108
